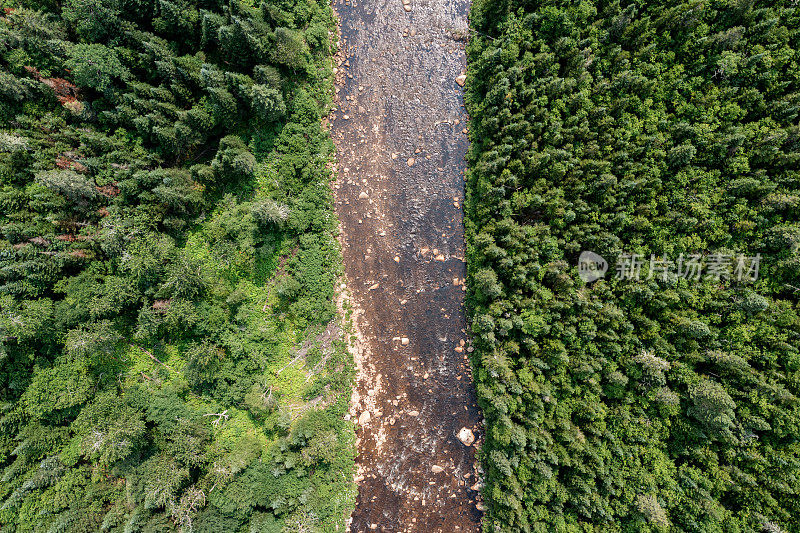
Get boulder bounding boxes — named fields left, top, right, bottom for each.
left=457, top=427, right=475, bottom=446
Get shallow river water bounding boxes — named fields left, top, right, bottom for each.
left=330, top=0, right=484, bottom=529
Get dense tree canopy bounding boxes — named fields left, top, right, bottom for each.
left=465, top=1, right=800, bottom=531
left=0, top=0, right=354, bottom=530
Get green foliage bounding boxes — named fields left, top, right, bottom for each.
left=72, top=392, right=146, bottom=468
left=62, top=0, right=123, bottom=42
left=34, top=168, right=97, bottom=205
left=465, top=1, right=800, bottom=531
left=248, top=84, right=286, bottom=123
left=66, top=43, right=129, bottom=93
left=211, top=136, right=256, bottom=186
left=271, top=27, right=310, bottom=72
left=0, top=0, right=353, bottom=529
left=22, top=362, right=93, bottom=419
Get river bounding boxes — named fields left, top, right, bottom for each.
left=330, top=0, right=484, bottom=529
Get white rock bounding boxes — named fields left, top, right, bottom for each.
left=358, top=411, right=371, bottom=425
left=431, top=465, right=444, bottom=473
left=457, top=427, right=475, bottom=446
left=455, top=74, right=467, bottom=87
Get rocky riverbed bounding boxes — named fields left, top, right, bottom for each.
left=330, top=0, right=484, bottom=529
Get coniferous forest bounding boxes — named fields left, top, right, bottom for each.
left=0, top=0, right=356, bottom=530
left=465, top=1, right=800, bottom=531
left=4, top=0, right=800, bottom=530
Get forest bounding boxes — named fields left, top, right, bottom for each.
left=0, top=0, right=355, bottom=530
left=465, top=0, right=800, bottom=531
